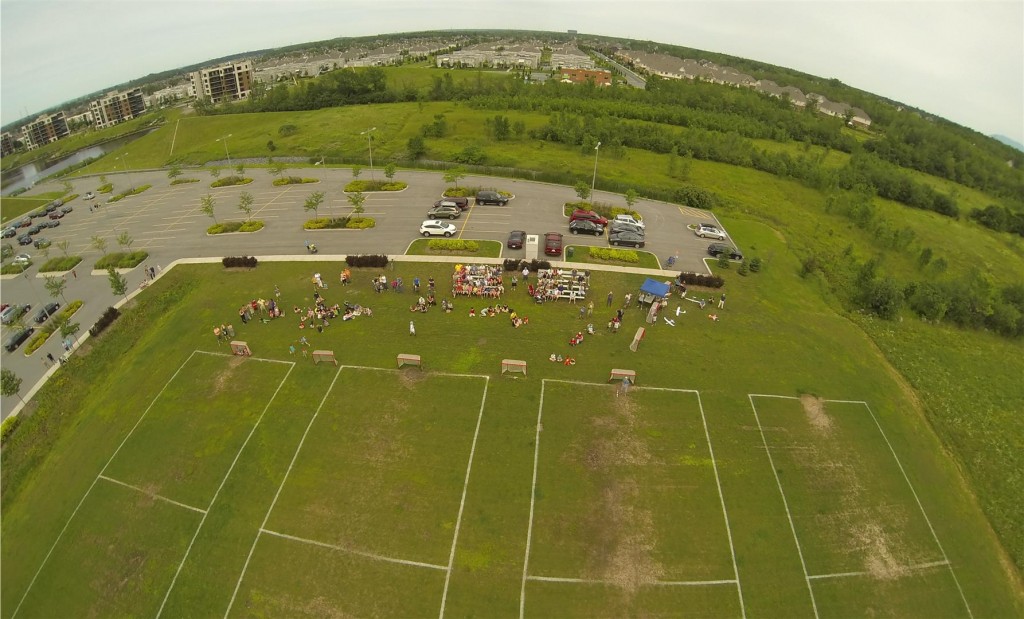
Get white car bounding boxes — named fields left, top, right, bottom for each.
left=694, top=223, right=727, bottom=240
left=419, top=220, right=457, bottom=237
left=12, top=253, right=32, bottom=265
left=84, top=191, right=95, bottom=200
left=614, top=214, right=645, bottom=229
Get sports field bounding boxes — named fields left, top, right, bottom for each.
left=2, top=246, right=1020, bottom=617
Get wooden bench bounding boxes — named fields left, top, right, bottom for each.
left=501, top=359, right=527, bottom=376
left=608, top=368, right=636, bottom=384
left=397, top=353, right=422, bottom=368
left=312, top=350, right=337, bottom=366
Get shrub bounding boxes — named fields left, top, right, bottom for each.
left=749, top=257, right=762, bottom=273
left=1, top=263, right=30, bottom=275
left=588, top=247, right=640, bottom=263
left=208, top=221, right=263, bottom=234
left=717, top=254, right=731, bottom=269
left=97, top=183, right=113, bottom=194
left=278, top=124, right=298, bottom=137
left=107, top=184, right=152, bottom=203
left=94, top=251, right=148, bottom=270
left=427, top=239, right=480, bottom=252
left=344, top=180, right=408, bottom=192
left=89, top=306, right=121, bottom=337
left=304, top=217, right=369, bottom=230
left=24, top=301, right=84, bottom=355
left=677, top=272, right=725, bottom=288
left=345, top=254, right=389, bottom=268
left=210, top=176, right=252, bottom=188
left=1, top=415, right=21, bottom=445
left=347, top=217, right=375, bottom=229
left=38, top=256, right=83, bottom=273
left=503, top=259, right=522, bottom=271
left=170, top=178, right=200, bottom=185
left=562, top=201, right=618, bottom=217
left=222, top=256, right=258, bottom=268
left=443, top=186, right=512, bottom=199
left=239, top=220, right=264, bottom=232
left=738, top=261, right=749, bottom=276
left=272, top=176, right=318, bottom=186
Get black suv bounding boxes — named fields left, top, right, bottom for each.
left=475, top=191, right=509, bottom=206
left=4, top=327, right=35, bottom=352
left=569, top=219, right=605, bottom=236
left=707, top=243, right=744, bottom=261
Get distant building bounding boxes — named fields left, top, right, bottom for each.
left=65, top=110, right=94, bottom=130
left=560, top=68, right=612, bottom=86
left=90, top=88, right=147, bottom=129
left=20, top=112, right=69, bottom=149
left=1, top=132, right=17, bottom=157
left=189, top=60, right=254, bottom=103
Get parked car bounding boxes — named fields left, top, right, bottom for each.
left=569, top=219, right=605, bottom=236
left=434, top=197, right=469, bottom=210
left=13, top=253, right=32, bottom=266
left=1, top=304, right=31, bottom=325
left=48, top=210, right=65, bottom=220
left=17, top=234, right=33, bottom=246
left=419, top=220, right=457, bottom=237
left=4, top=327, right=35, bottom=352
left=426, top=204, right=461, bottom=220
left=614, top=214, right=645, bottom=229
left=707, top=242, right=744, bottom=260
left=609, top=220, right=645, bottom=236
left=544, top=232, right=564, bottom=256
left=16, top=218, right=32, bottom=228
left=609, top=231, right=646, bottom=248
left=84, top=191, right=95, bottom=200
left=507, top=230, right=526, bottom=249
left=569, top=209, right=608, bottom=226
left=33, top=237, right=51, bottom=249
left=694, top=223, right=726, bottom=240
left=45, top=200, right=61, bottom=213
left=27, top=224, right=44, bottom=235
left=475, top=190, right=509, bottom=206
left=2, top=227, right=16, bottom=238
left=60, top=205, right=73, bottom=214
left=34, top=302, right=61, bottom=324
left=43, top=219, right=60, bottom=228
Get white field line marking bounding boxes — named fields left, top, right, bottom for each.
left=527, top=575, right=737, bottom=586
left=261, top=529, right=448, bottom=571
left=156, top=361, right=296, bottom=618
left=439, top=376, right=490, bottom=619
left=169, top=118, right=179, bottom=156
left=808, top=559, right=949, bottom=581
left=519, top=380, right=547, bottom=619
left=861, top=402, right=974, bottom=619
left=11, top=351, right=200, bottom=619
left=695, top=391, right=746, bottom=618
left=195, top=350, right=294, bottom=365
left=223, top=365, right=345, bottom=619
left=98, top=475, right=207, bottom=514
left=748, top=393, right=800, bottom=400
left=748, top=395, right=819, bottom=619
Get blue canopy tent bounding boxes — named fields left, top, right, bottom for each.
left=638, top=278, right=671, bottom=306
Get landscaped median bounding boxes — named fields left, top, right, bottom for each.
left=94, top=251, right=148, bottom=270
left=107, top=184, right=152, bottom=203
left=39, top=256, right=83, bottom=273
left=407, top=238, right=502, bottom=257
left=343, top=179, right=407, bottom=192
left=562, top=200, right=642, bottom=221
left=23, top=300, right=83, bottom=356
left=273, top=176, right=319, bottom=186
left=303, top=216, right=375, bottom=230
left=564, top=245, right=661, bottom=269
left=207, top=220, right=265, bottom=234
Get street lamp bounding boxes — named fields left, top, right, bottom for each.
left=591, top=141, right=601, bottom=203
left=217, top=134, right=233, bottom=168
left=118, top=153, right=136, bottom=191
left=360, top=127, right=377, bottom=180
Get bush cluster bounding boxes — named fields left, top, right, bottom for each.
left=107, top=184, right=152, bottom=203
left=24, top=301, right=83, bottom=355
left=170, top=178, right=200, bottom=185
left=38, top=256, right=82, bottom=273
left=427, top=239, right=480, bottom=252
left=347, top=217, right=376, bottom=229
left=562, top=201, right=640, bottom=221
left=222, top=256, right=258, bottom=268
left=1, top=415, right=21, bottom=446
left=303, top=217, right=376, bottom=230
left=210, top=176, right=253, bottom=188
left=677, top=272, right=726, bottom=288
left=344, top=180, right=407, bottom=192
left=94, top=251, right=148, bottom=270
left=89, top=307, right=121, bottom=337
left=503, top=258, right=552, bottom=272
left=443, top=186, right=511, bottom=199
left=345, top=254, right=389, bottom=268
left=272, top=177, right=318, bottom=186
left=97, top=183, right=113, bottom=194
left=208, top=221, right=264, bottom=234
left=588, top=247, right=640, bottom=263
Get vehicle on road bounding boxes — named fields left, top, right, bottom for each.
left=48, top=210, right=65, bottom=220
left=419, top=220, right=457, bottom=237
left=4, top=326, right=35, bottom=352
left=27, top=224, right=44, bottom=235
left=84, top=191, right=95, bottom=200
left=1, top=304, right=31, bottom=325
left=609, top=230, right=646, bottom=248
left=434, top=197, right=469, bottom=210
left=16, top=218, right=32, bottom=228
left=507, top=230, right=526, bottom=249
left=614, top=214, right=645, bottom=229
left=609, top=220, right=644, bottom=236
left=426, top=204, right=461, bottom=220
left=17, top=234, right=33, bottom=246
left=45, top=200, right=61, bottom=213
left=694, top=223, right=726, bottom=240
left=569, top=209, right=608, bottom=226
left=60, top=205, right=73, bottom=214
left=13, top=253, right=32, bottom=266
left=33, top=237, right=51, bottom=249
left=544, top=232, right=564, bottom=256
left=2, top=227, right=16, bottom=238
left=43, top=220, right=60, bottom=228
left=475, top=191, right=509, bottom=206
left=569, top=219, right=605, bottom=236
left=707, top=242, right=744, bottom=261
left=34, top=302, right=61, bottom=324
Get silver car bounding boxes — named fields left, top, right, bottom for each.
left=694, top=223, right=727, bottom=240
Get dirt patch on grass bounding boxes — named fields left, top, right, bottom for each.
left=586, top=478, right=664, bottom=593
left=212, top=355, right=245, bottom=394
left=397, top=368, right=425, bottom=388
left=854, top=522, right=909, bottom=580
left=800, top=394, right=832, bottom=435
left=362, top=410, right=408, bottom=466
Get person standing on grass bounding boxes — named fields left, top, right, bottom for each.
left=409, top=320, right=416, bottom=336
left=607, top=291, right=613, bottom=307
left=718, top=293, right=726, bottom=309
left=511, top=275, right=517, bottom=291
left=587, top=300, right=594, bottom=317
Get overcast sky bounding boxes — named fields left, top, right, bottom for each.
left=2, top=0, right=1022, bottom=143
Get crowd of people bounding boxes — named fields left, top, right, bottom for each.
left=452, top=264, right=505, bottom=298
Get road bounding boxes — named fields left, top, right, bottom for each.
left=1, top=167, right=725, bottom=419
left=592, top=51, right=647, bottom=89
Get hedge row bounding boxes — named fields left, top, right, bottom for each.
left=207, top=220, right=264, bottom=234
left=39, top=256, right=83, bottom=273
left=223, top=256, right=258, bottom=268
left=427, top=239, right=480, bottom=252
left=678, top=272, right=725, bottom=288
left=89, top=307, right=121, bottom=337
left=273, top=176, right=318, bottom=186
left=345, top=254, right=389, bottom=268
left=94, top=251, right=148, bottom=270
left=303, top=216, right=377, bottom=230
left=503, top=258, right=552, bottom=272
left=170, top=178, right=200, bottom=185
left=210, top=176, right=253, bottom=188
left=344, top=180, right=407, bottom=192
left=588, top=247, right=640, bottom=263
left=442, top=186, right=511, bottom=198
left=562, top=201, right=642, bottom=221
left=107, top=184, right=152, bottom=203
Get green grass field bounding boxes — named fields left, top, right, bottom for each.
left=2, top=256, right=1020, bottom=617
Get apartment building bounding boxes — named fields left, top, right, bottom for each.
left=90, top=88, right=146, bottom=129
left=1, top=132, right=17, bottom=157
left=560, top=68, right=612, bottom=86
left=20, top=112, right=70, bottom=149
left=190, top=60, right=254, bottom=103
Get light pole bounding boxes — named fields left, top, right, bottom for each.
left=360, top=127, right=377, bottom=180
left=217, top=134, right=233, bottom=168
left=591, top=141, right=601, bottom=203
left=118, top=154, right=136, bottom=191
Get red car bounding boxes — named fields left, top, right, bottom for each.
left=569, top=209, right=608, bottom=226
left=48, top=210, right=65, bottom=220
left=544, top=232, right=563, bottom=256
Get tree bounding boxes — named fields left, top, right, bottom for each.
left=90, top=235, right=108, bottom=255
left=168, top=164, right=183, bottom=179
left=99, top=174, right=108, bottom=187
left=1, top=368, right=24, bottom=405
left=58, top=316, right=81, bottom=340
left=443, top=166, right=467, bottom=188
left=383, top=162, right=397, bottom=180
left=574, top=180, right=592, bottom=202
left=347, top=191, right=366, bottom=215
left=304, top=191, right=325, bottom=218
left=624, top=188, right=638, bottom=209
left=107, top=268, right=128, bottom=300
left=407, top=135, right=426, bottom=159
left=43, top=275, right=68, bottom=304
left=209, top=166, right=221, bottom=179
left=513, top=120, right=526, bottom=139
left=238, top=192, right=255, bottom=221
left=351, top=165, right=362, bottom=179
left=200, top=194, right=217, bottom=223
left=267, top=159, right=286, bottom=178
left=116, top=230, right=134, bottom=251
left=61, top=180, right=73, bottom=195
left=56, top=240, right=70, bottom=257
left=235, top=162, right=246, bottom=176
